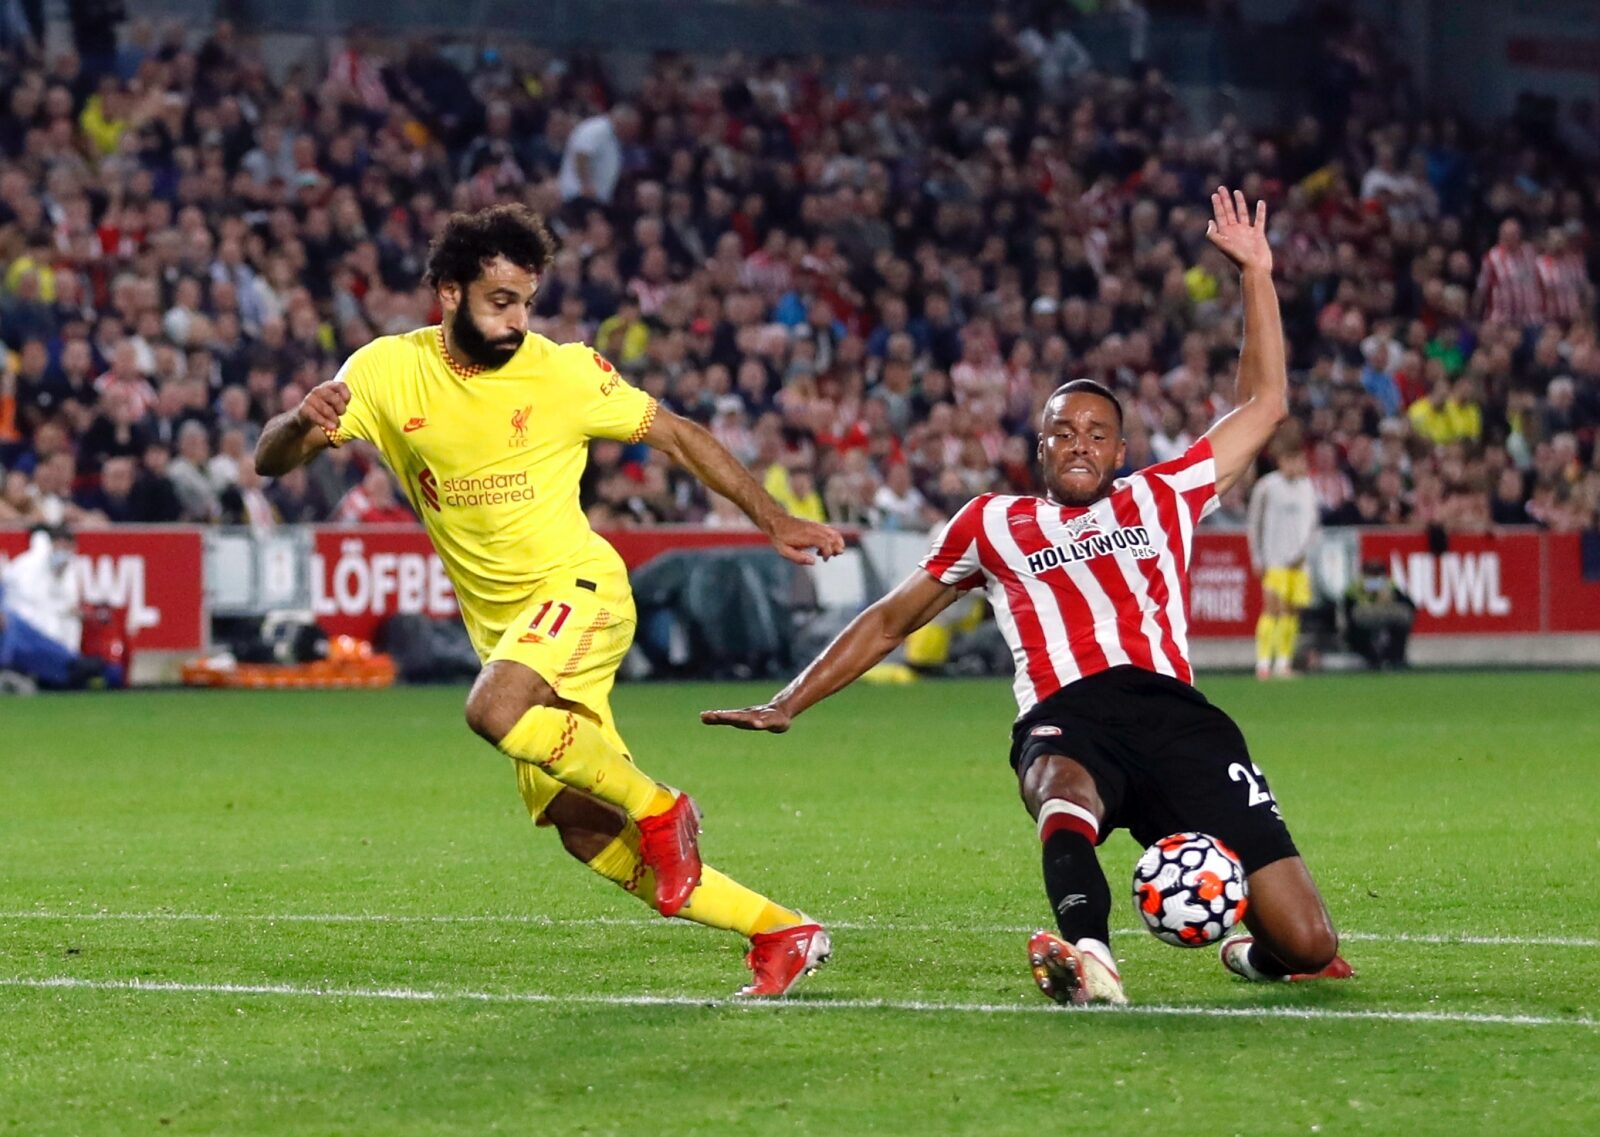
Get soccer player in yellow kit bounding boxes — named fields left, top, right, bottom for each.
left=255, top=204, right=843, bottom=996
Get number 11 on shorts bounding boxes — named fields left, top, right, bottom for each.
left=1229, top=761, right=1283, bottom=818
left=518, top=600, right=572, bottom=643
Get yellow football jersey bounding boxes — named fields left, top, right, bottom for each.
left=329, top=325, right=656, bottom=624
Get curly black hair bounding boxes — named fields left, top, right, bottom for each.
left=424, top=204, right=557, bottom=289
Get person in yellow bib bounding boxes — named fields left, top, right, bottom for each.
left=255, top=204, right=843, bottom=997
left=1247, top=435, right=1319, bottom=680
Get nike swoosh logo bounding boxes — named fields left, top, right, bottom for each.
left=403, top=418, right=428, bottom=433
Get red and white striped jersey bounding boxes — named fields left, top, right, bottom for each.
left=1536, top=251, right=1589, bottom=324
left=920, top=438, right=1220, bottom=715
left=1476, top=244, right=1544, bottom=327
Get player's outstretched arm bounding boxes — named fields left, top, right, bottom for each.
left=255, top=380, right=349, bottom=476
left=1201, top=187, right=1289, bottom=496
left=701, top=569, right=961, bottom=733
left=642, top=407, right=845, bottom=565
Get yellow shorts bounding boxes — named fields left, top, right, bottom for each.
left=468, top=573, right=638, bottom=822
left=1262, top=566, right=1313, bottom=609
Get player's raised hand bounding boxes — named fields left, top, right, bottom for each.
left=1205, top=186, right=1272, bottom=275
left=700, top=703, right=793, bottom=733
left=767, top=514, right=846, bottom=566
left=297, top=379, right=352, bottom=434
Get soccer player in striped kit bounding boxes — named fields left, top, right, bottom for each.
left=705, top=188, right=1352, bottom=1005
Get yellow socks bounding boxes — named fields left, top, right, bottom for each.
left=1255, top=614, right=1279, bottom=668
left=498, top=705, right=674, bottom=821
left=585, top=831, right=651, bottom=896
left=502, top=707, right=802, bottom=937
left=688, top=875, right=801, bottom=936
left=1275, top=612, right=1300, bottom=662
left=1257, top=612, right=1300, bottom=669
left=586, top=825, right=801, bottom=936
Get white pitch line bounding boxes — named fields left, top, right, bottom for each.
left=1, top=975, right=1592, bottom=1030
left=1337, top=931, right=1600, bottom=949
left=1, top=911, right=1597, bottom=950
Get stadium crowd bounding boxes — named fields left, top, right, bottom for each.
left=0, top=5, right=1597, bottom=538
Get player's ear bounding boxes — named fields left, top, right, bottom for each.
left=438, top=280, right=462, bottom=312
left=1115, top=437, right=1127, bottom=468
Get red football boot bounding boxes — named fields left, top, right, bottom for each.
left=636, top=792, right=702, bottom=917
left=1027, top=931, right=1128, bottom=1006
left=738, top=921, right=832, bottom=997
left=1220, top=935, right=1355, bottom=981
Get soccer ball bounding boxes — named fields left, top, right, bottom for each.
left=1132, top=832, right=1249, bottom=947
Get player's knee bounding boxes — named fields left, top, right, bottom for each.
left=465, top=666, right=560, bottom=745
left=464, top=684, right=521, bottom=744
left=1020, top=754, right=1103, bottom=820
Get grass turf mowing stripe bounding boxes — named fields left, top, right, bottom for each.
left=2, top=975, right=1594, bottom=1029
left=2, top=910, right=1596, bottom=950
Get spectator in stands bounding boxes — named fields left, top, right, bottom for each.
left=1409, top=379, right=1464, bottom=446
left=1017, top=9, right=1092, bottom=98
left=0, top=0, right=38, bottom=57
left=66, top=0, right=126, bottom=81
left=30, top=452, right=99, bottom=528
left=0, top=13, right=1595, bottom=553
left=1491, top=466, right=1530, bottom=525
left=559, top=103, right=639, bottom=206
left=75, top=454, right=137, bottom=522
left=1536, top=226, right=1593, bottom=326
left=334, top=466, right=414, bottom=525
left=1542, top=376, right=1587, bottom=439
left=770, top=464, right=825, bottom=524
left=223, top=462, right=277, bottom=531
left=265, top=465, right=326, bottom=524
left=872, top=462, right=942, bottom=533
left=129, top=441, right=182, bottom=523
left=168, top=421, right=222, bottom=523
left=1475, top=218, right=1544, bottom=329
left=78, top=385, right=147, bottom=474
left=1360, top=341, right=1402, bottom=419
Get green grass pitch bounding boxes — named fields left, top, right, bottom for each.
left=3, top=672, right=1598, bottom=1135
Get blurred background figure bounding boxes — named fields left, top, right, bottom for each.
left=1342, top=560, right=1417, bottom=670
left=0, top=525, right=115, bottom=690
left=1249, top=433, right=1319, bottom=680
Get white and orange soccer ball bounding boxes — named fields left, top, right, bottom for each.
left=1132, top=832, right=1249, bottom=947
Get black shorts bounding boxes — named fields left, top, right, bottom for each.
left=1009, top=666, right=1299, bottom=874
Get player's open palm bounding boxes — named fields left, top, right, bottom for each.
left=1205, top=186, right=1271, bottom=274
left=700, top=703, right=792, bottom=733
left=298, top=379, right=352, bottom=434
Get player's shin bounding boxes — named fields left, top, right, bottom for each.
left=587, top=821, right=800, bottom=935
left=586, top=829, right=652, bottom=897
left=1275, top=612, right=1300, bottom=664
left=680, top=868, right=802, bottom=936
left=1037, top=800, right=1112, bottom=951
left=498, top=705, right=675, bottom=820
left=1255, top=614, right=1278, bottom=668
